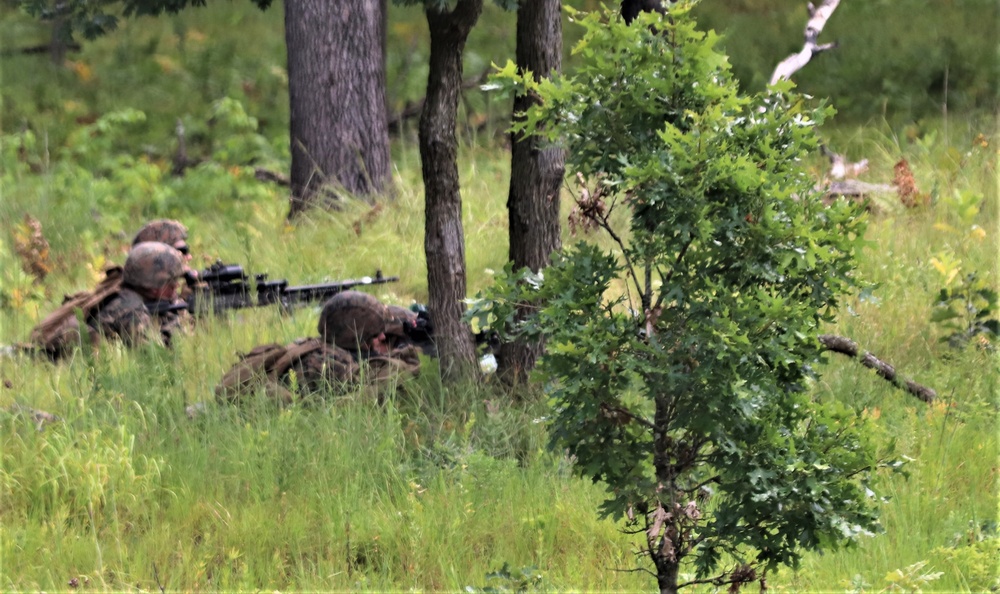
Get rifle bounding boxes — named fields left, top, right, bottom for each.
left=146, top=299, right=191, bottom=316
left=183, top=261, right=399, bottom=314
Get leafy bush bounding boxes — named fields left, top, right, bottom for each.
left=480, top=4, right=896, bottom=590
left=0, top=99, right=286, bottom=284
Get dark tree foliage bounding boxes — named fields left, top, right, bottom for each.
left=621, top=0, right=666, bottom=24
left=21, top=0, right=271, bottom=42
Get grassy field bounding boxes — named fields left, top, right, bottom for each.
left=1, top=2, right=998, bottom=592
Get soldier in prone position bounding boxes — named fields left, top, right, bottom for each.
left=29, top=242, right=189, bottom=359
left=215, top=291, right=421, bottom=405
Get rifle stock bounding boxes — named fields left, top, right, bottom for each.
left=146, top=299, right=191, bottom=316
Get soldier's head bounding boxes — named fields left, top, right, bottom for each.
left=124, top=242, right=186, bottom=299
left=132, top=219, right=190, bottom=260
left=319, top=291, right=390, bottom=354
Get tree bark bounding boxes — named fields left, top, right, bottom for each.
left=284, top=0, right=392, bottom=217
left=497, top=0, right=566, bottom=384
left=420, top=0, right=483, bottom=383
left=655, top=559, right=680, bottom=594
left=769, top=0, right=840, bottom=85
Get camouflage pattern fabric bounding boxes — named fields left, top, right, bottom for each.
left=216, top=291, right=422, bottom=407
left=215, top=343, right=292, bottom=404
left=29, top=267, right=124, bottom=359
left=92, top=288, right=155, bottom=347
left=353, top=344, right=422, bottom=404
left=384, top=304, right=436, bottom=356
left=215, top=338, right=358, bottom=405
left=132, top=219, right=188, bottom=248
left=318, top=291, right=389, bottom=349
left=384, top=305, right=416, bottom=347
left=280, top=339, right=359, bottom=395
left=124, top=242, right=185, bottom=290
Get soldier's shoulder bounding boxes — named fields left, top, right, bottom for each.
left=96, top=289, right=147, bottom=320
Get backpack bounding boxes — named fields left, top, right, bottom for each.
left=29, top=267, right=125, bottom=359
left=215, top=338, right=328, bottom=405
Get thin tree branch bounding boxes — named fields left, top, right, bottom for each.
left=819, top=334, right=937, bottom=403
left=152, top=562, right=166, bottom=594
left=770, top=0, right=841, bottom=85
left=600, top=401, right=658, bottom=431
left=254, top=167, right=290, bottom=187
left=653, top=236, right=694, bottom=313
left=0, top=42, right=81, bottom=56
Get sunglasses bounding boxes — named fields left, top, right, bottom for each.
left=175, top=243, right=190, bottom=256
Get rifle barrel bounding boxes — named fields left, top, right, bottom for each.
left=280, top=275, right=400, bottom=305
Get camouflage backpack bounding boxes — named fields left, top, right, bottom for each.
left=29, top=267, right=125, bottom=359
left=215, top=338, right=357, bottom=405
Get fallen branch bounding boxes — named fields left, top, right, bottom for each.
left=0, top=42, right=81, bottom=57
left=770, top=0, right=841, bottom=85
left=822, top=180, right=894, bottom=197
left=819, top=334, right=937, bottom=403
left=821, top=144, right=868, bottom=180
left=254, top=167, right=290, bottom=187
left=7, top=403, right=61, bottom=430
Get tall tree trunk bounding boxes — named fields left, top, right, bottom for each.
left=497, top=0, right=565, bottom=384
left=49, top=15, right=69, bottom=65
left=284, top=0, right=391, bottom=217
left=655, top=559, right=680, bottom=594
left=420, top=0, right=483, bottom=383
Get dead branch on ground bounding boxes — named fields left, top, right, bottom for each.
left=819, top=334, right=937, bottom=403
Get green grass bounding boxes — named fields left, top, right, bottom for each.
left=1, top=2, right=998, bottom=591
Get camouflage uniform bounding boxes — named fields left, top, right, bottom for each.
left=216, top=291, right=420, bottom=405
left=132, top=219, right=201, bottom=301
left=94, top=241, right=188, bottom=347
left=319, top=291, right=421, bottom=399
left=384, top=304, right=436, bottom=356
left=28, top=242, right=186, bottom=358
left=215, top=338, right=359, bottom=405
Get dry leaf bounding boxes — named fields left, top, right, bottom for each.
left=13, top=214, right=51, bottom=281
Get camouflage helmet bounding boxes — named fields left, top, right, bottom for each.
left=132, top=219, right=188, bottom=250
left=318, top=291, right=389, bottom=349
left=124, top=242, right=185, bottom=290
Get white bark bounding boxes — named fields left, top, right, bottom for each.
left=770, top=0, right=841, bottom=85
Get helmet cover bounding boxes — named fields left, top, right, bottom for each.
left=123, top=242, right=185, bottom=290
left=318, top=291, right=389, bottom=349
left=132, top=219, right=188, bottom=250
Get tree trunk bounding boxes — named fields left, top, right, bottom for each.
left=655, top=559, right=680, bottom=594
left=420, top=0, right=483, bottom=383
left=284, top=0, right=391, bottom=217
left=496, top=0, right=565, bottom=384
left=49, top=15, right=69, bottom=65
